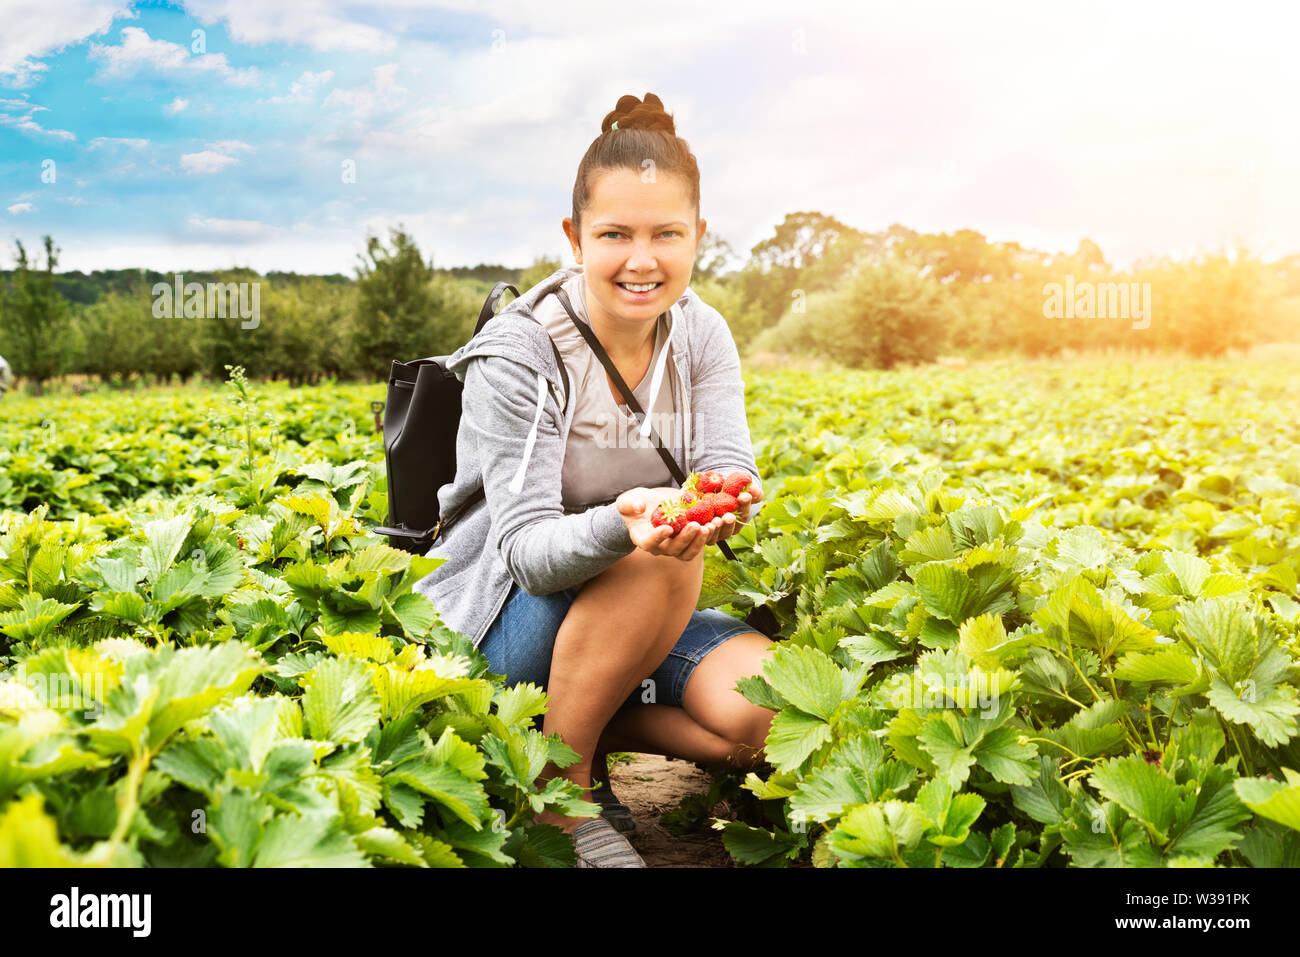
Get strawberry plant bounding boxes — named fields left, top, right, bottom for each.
left=4, top=356, right=1300, bottom=867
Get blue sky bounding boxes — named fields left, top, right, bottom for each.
left=1, top=0, right=1297, bottom=274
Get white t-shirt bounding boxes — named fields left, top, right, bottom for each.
left=531, top=274, right=680, bottom=513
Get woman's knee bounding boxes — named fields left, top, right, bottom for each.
left=682, top=634, right=778, bottom=748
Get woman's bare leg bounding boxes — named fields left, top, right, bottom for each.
left=595, top=633, right=779, bottom=769
left=534, top=545, right=704, bottom=831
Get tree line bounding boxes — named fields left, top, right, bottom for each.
left=2, top=217, right=1298, bottom=394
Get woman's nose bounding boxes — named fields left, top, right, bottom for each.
left=626, top=242, right=658, bottom=269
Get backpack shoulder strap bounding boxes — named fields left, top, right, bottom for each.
left=473, top=281, right=570, bottom=412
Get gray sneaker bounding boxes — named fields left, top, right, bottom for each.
left=572, top=817, right=646, bottom=867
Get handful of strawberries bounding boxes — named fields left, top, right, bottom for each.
left=650, top=470, right=755, bottom=535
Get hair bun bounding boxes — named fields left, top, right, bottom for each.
left=602, top=92, right=676, bottom=135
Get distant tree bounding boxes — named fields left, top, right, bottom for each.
left=692, top=231, right=737, bottom=282
left=750, top=211, right=865, bottom=273
left=800, top=252, right=958, bottom=369
left=738, top=212, right=870, bottom=331
left=0, top=236, right=78, bottom=395
left=351, top=227, right=438, bottom=381
left=519, top=255, right=563, bottom=292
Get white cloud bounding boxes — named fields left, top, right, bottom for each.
left=321, top=64, right=405, bottom=120
left=88, top=26, right=260, bottom=86
left=89, top=136, right=150, bottom=149
left=0, top=97, right=75, bottom=140
left=163, top=96, right=189, bottom=115
left=180, top=0, right=396, bottom=53
left=180, top=150, right=239, bottom=174
left=206, top=139, right=254, bottom=154
left=186, top=216, right=283, bottom=240
left=0, top=1, right=131, bottom=88
left=7, top=203, right=34, bottom=215
left=262, top=69, right=333, bottom=105
left=179, top=139, right=254, bottom=174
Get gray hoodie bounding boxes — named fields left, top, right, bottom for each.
left=412, top=264, right=764, bottom=649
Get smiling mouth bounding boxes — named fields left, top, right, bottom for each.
left=617, top=282, right=663, bottom=292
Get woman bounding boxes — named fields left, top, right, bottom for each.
left=414, top=93, right=776, bottom=867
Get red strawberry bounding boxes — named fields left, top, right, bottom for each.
left=696, top=471, right=725, bottom=494
left=651, top=498, right=689, bottom=534
left=722, top=471, right=753, bottom=498
left=710, top=492, right=740, bottom=516
left=684, top=499, right=715, bottom=527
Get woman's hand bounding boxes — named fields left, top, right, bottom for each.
left=615, top=483, right=764, bottom=561
left=713, top=483, right=763, bottom=545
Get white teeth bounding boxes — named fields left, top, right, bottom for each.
left=620, top=282, right=660, bottom=292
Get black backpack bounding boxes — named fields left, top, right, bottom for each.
left=371, top=282, right=564, bottom=555
left=371, top=281, right=780, bottom=637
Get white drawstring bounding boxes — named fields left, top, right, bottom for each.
left=638, top=315, right=673, bottom=439
left=508, top=371, right=549, bottom=494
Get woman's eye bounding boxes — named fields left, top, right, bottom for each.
left=600, top=231, right=680, bottom=239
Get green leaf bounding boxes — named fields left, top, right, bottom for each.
left=494, top=682, right=549, bottom=730
left=828, top=801, right=929, bottom=864
left=355, top=826, right=427, bottom=867
left=0, top=594, right=79, bottom=640
left=0, top=793, right=86, bottom=867
left=761, top=644, right=843, bottom=720
left=301, top=655, right=381, bottom=745
left=140, top=513, right=194, bottom=585
left=715, top=820, right=800, bottom=866
left=254, top=811, right=367, bottom=867
left=208, top=786, right=271, bottom=867
left=386, top=593, right=435, bottom=638
left=509, top=822, right=576, bottom=868
left=1234, top=768, right=1300, bottom=832
left=1206, top=676, right=1300, bottom=747
left=1180, top=598, right=1257, bottom=684
left=914, top=560, right=1016, bottom=624
left=1162, top=550, right=1210, bottom=597
left=1059, top=799, right=1162, bottom=867
left=0, top=711, right=110, bottom=801
left=840, top=631, right=908, bottom=668
left=1113, top=647, right=1200, bottom=686
left=87, top=643, right=266, bottom=757
left=1089, top=754, right=1179, bottom=842
left=1166, top=763, right=1250, bottom=859
left=764, top=708, right=832, bottom=773
left=789, top=764, right=874, bottom=825
left=1011, top=756, right=1072, bottom=825
left=974, top=727, right=1040, bottom=786
left=915, top=776, right=985, bottom=847
left=382, top=782, right=424, bottom=829
left=1040, top=698, right=1129, bottom=760
left=917, top=714, right=978, bottom=789
left=735, top=674, right=788, bottom=711
left=406, top=832, right=465, bottom=867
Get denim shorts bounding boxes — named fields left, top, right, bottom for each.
left=478, top=580, right=758, bottom=713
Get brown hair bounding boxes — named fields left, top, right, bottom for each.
left=571, top=92, right=701, bottom=238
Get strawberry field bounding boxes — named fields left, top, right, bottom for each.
left=3, top=356, right=1300, bottom=867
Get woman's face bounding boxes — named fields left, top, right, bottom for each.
left=564, top=167, right=705, bottom=329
